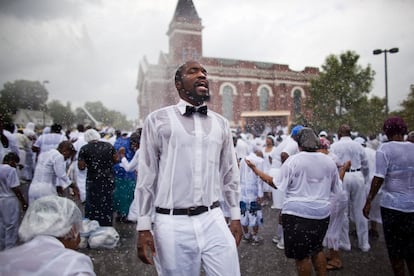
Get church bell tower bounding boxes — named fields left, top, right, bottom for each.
left=167, top=0, right=203, bottom=63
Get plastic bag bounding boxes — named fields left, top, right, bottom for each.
left=88, top=226, right=120, bottom=249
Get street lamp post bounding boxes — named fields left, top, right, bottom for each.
left=42, top=80, right=49, bottom=127
left=373, top=48, right=399, bottom=116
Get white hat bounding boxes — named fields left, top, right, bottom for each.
left=319, top=130, right=328, bottom=137
left=354, top=137, right=366, bottom=146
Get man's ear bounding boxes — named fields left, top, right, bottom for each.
left=175, top=81, right=182, bottom=91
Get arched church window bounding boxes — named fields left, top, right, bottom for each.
left=222, top=85, right=234, bottom=121
left=259, top=87, right=269, bottom=111
left=293, top=89, right=302, bottom=115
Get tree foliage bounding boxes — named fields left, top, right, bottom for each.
left=393, top=85, right=414, bottom=131
left=304, top=51, right=382, bottom=134
left=79, top=101, right=133, bottom=130
left=0, top=80, right=48, bottom=115
left=0, top=79, right=134, bottom=131
left=48, top=100, right=76, bottom=129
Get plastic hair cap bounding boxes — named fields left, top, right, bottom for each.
left=18, top=195, right=82, bottom=242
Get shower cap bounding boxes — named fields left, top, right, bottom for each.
left=18, top=195, right=82, bottom=242
left=84, top=129, right=101, bottom=142
left=297, top=127, right=320, bottom=150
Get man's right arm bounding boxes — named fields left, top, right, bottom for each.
left=134, top=115, right=159, bottom=264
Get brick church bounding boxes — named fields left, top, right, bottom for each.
left=136, top=0, right=319, bottom=133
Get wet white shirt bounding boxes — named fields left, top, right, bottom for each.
left=275, top=151, right=341, bottom=219
left=330, top=136, right=369, bottom=176
left=135, top=100, right=241, bottom=230
left=28, top=149, right=72, bottom=203
left=121, top=149, right=140, bottom=172
left=33, top=133, right=66, bottom=154
left=0, top=164, right=19, bottom=198
left=0, top=235, right=95, bottom=276
left=281, top=136, right=299, bottom=157
left=240, top=152, right=264, bottom=202
left=375, top=141, right=414, bottom=212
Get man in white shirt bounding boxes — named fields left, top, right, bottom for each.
left=72, top=124, right=87, bottom=202
left=330, top=124, right=370, bottom=252
left=135, top=61, right=242, bottom=275
left=29, top=141, right=79, bottom=204
left=32, top=123, right=66, bottom=157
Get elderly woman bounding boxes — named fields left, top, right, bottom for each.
left=0, top=195, right=95, bottom=275
left=246, top=127, right=343, bottom=276
left=363, top=117, right=414, bottom=276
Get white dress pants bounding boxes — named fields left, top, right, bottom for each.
left=340, top=172, right=370, bottom=251
left=152, top=207, right=240, bottom=276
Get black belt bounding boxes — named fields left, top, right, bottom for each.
left=346, top=168, right=361, bottom=172
left=155, top=201, right=220, bottom=216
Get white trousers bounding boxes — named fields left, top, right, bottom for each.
left=152, top=208, right=240, bottom=276
left=0, top=197, right=20, bottom=250
left=340, top=172, right=370, bottom=251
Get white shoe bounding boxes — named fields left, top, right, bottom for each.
left=276, top=242, right=284, bottom=250
left=242, top=234, right=252, bottom=243
left=339, top=243, right=351, bottom=251
left=360, top=245, right=370, bottom=252
left=272, top=236, right=280, bottom=244
left=251, top=236, right=263, bottom=245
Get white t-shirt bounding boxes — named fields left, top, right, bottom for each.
left=240, top=152, right=264, bottom=202
left=0, top=164, right=19, bottom=198
left=275, top=151, right=341, bottom=219
left=375, top=141, right=414, bottom=212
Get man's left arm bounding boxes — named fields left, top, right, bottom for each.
left=220, top=129, right=242, bottom=245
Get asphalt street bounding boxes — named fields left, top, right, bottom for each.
left=78, top=204, right=394, bottom=276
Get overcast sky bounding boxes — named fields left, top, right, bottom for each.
left=0, top=0, right=413, bottom=121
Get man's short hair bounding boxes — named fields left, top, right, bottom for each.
left=175, top=63, right=186, bottom=83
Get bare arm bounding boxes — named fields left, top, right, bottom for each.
left=363, top=176, right=384, bottom=219
left=245, top=159, right=276, bottom=189
left=137, top=230, right=156, bottom=265
left=281, top=152, right=289, bottom=164
left=11, top=187, right=28, bottom=211
left=78, top=160, right=86, bottom=170
left=339, top=160, right=351, bottom=181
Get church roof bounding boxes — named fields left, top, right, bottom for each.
left=172, top=0, right=200, bottom=22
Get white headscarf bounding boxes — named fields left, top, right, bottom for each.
left=23, top=122, right=36, bottom=137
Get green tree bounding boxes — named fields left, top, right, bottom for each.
left=0, top=80, right=48, bottom=116
left=393, top=85, right=414, bottom=131
left=350, top=95, right=385, bottom=136
left=305, top=51, right=379, bottom=133
left=79, top=101, right=133, bottom=130
left=48, top=100, right=76, bottom=129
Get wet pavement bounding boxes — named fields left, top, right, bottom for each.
left=78, top=204, right=394, bottom=276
